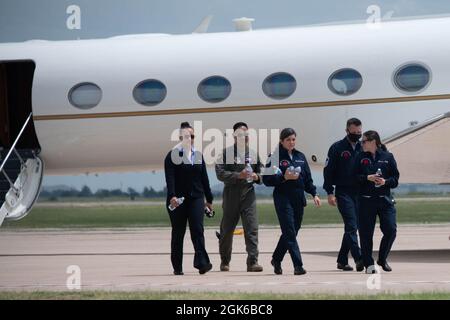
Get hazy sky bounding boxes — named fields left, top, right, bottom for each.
left=1, top=0, right=449, bottom=191
left=2, top=0, right=450, bottom=43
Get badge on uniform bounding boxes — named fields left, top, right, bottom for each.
left=280, top=160, right=289, bottom=167
left=341, top=151, right=351, bottom=160
left=361, top=158, right=371, bottom=166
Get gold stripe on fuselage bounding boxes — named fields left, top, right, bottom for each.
left=33, top=93, right=450, bottom=121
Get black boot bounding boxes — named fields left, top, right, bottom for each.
left=355, top=260, right=364, bottom=272
left=294, top=266, right=307, bottom=275
left=337, top=263, right=354, bottom=271
left=377, top=260, right=392, bottom=272
left=199, top=263, right=213, bottom=275
left=271, top=259, right=282, bottom=275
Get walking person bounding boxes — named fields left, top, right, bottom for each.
left=354, top=130, right=400, bottom=273
left=164, top=122, right=214, bottom=275
left=215, top=122, right=263, bottom=272
left=323, top=118, right=364, bottom=272
left=263, top=128, right=321, bottom=275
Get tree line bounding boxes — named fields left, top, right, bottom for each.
left=40, top=186, right=168, bottom=200
left=40, top=186, right=223, bottom=201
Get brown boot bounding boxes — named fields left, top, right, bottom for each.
left=247, top=263, right=263, bottom=272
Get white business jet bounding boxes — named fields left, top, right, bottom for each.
left=0, top=16, right=449, bottom=224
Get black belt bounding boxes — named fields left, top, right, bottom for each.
left=361, top=195, right=387, bottom=198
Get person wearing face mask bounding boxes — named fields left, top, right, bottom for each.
left=354, top=130, right=399, bottom=274
left=323, top=118, right=364, bottom=272
left=263, top=128, right=321, bottom=275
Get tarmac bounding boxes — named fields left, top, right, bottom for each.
left=0, top=224, right=449, bottom=294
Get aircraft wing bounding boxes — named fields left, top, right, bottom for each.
left=384, top=112, right=450, bottom=184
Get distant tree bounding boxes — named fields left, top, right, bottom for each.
left=60, top=189, right=79, bottom=197
left=158, top=186, right=167, bottom=197
left=142, top=187, right=150, bottom=198
left=127, top=187, right=139, bottom=200
left=143, top=186, right=160, bottom=198
left=95, top=189, right=110, bottom=199
left=110, top=189, right=124, bottom=197
left=39, top=190, right=51, bottom=198
left=78, top=185, right=93, bottom=197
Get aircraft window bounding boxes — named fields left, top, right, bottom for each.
left=328, top=68, right=363, bottom=96
left=68, top=82, right=102, bottom=109
left=197, top=76, right=231, bottom=103
left=394, top=63, right=431, bottom=93
left=133, top=79, right=167, bottom=106
left=262, top=72, right=296, bottom=99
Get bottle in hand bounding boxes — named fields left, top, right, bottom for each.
left=168, top=197, right=185, bottom=211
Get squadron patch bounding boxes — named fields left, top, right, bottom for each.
left=341, top=151, right=351, bottom=160
left=361, top=158, right=371, bottom=166
left=280, top=160, right=289, bottom=167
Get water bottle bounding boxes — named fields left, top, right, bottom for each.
left=287, top=166, right=295, bottom=175
left=245, top=163, right=254, bottom=183
left=375, top=168, right=382, bottom=188
left=168, top=196, right=185, bottom=211
left=272, top=166, right=282, bottom=175
left=205, top=206, right=215, bottom=218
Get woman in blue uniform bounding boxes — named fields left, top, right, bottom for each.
left=354, top=130, right=400, bottom=273
left=263, top=128, right=321, bottom=275
left=164, top=122, right=214, bottom=275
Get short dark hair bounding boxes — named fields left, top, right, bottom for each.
left=233, top=122, right=248, bottom=131
left=280, top=128, right=296, bottom=141
left=180, top=122, right=192, bottom=129
left=346, top=118, right=362, bottom=128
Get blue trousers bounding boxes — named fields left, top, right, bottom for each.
left=358, top=196, right=397, bottom=267
left=336, top=192, right=362, bottom=264
left=272, top=190, right=304, bottom=267
left=167, top=197, right=210, bottom=272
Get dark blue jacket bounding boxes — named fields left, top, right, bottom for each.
left=263, top=144, right=317, bottom=205
left=323, top=137, right=361, bottom=195
left=354, top=148, right=400, bottom=197
left=164, top=148, right=213, bottom=203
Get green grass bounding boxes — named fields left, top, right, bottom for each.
left=0, top=290, right=448, bottom=300
left=2, top=200, right=449, bottom=229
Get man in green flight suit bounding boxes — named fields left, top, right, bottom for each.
left=215, top=122, right=263, bottom=272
